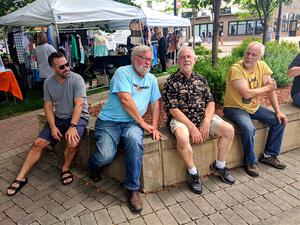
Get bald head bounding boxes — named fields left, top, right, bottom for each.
left=246, top=42, right=265, bottom=58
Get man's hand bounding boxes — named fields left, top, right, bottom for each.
left=188, top=124, right=203, bottom=144
left=265, top=79, right=277, bottom=92
left=139, top=121, right=155, bottom=134
left=65, top=127, right=80, bottom=145
left=51, top=126, right=63, bottom=141
left=276, top=112, right=288, bottom=125
left=152, top=129, right=163, bottom=141
left=199, top=120, right=210, bottom=141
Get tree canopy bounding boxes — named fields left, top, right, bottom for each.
left=0, top=0, right=34, bottom=17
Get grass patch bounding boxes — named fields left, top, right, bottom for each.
left=0, top=88, right=44, bottom=120
left=86, top=86, right=109, bottom=96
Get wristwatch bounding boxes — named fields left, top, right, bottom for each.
left=69, top=123, right=77, bottom=128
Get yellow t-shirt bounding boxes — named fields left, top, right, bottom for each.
left=224, top=60, right=273, bottom=114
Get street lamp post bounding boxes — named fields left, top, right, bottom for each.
left=275, top=0, right=282, bottom=41
left=174, top=0, right=177, bottom=16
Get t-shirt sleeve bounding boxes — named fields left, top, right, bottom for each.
left=288, top=54, right=300, bottom=69
left=111, top=68, right=132, bottom=94
left=73, top=76, right=86, bottom=99
left=229, top=65, right=245, bottom=81
left=43, top=80, right=51, bottom=101
left=150, top=77, right=161, bottom=104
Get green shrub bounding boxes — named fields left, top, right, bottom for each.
left=264, top=40, right=298, bottom=87
left=194, top=55, right=238, bottom=104
left=231, top=37, right=262, bottom=58
left=194, top=45, right=211, bottom=57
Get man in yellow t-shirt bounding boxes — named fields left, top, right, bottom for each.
left=224, top=42, right=287, bottom=177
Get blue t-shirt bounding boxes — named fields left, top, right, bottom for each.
left=99, top=65, right=161, bottom=122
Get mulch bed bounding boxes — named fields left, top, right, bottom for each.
left=88, top=85, right=292, bottom=128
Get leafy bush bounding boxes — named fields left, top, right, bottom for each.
left=264, top=40, right=298, bottom=87
left=194, top=45, right=211, bottom=56
left=231, top=37, right=262, bottom=58
left=194, top=55, right=238, bottom=104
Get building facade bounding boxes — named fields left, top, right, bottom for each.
left=187, top=2, right=300, bottom=41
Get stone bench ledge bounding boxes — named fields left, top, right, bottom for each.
left=37, top=103, right=300, bottom=192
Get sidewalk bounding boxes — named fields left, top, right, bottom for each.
left=1, top=113, right=300, bottom=224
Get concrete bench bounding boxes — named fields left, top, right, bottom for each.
left=37, top=103, right=300, bottom=193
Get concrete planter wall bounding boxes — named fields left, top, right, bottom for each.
left=38, top=104, right=300, bottom=193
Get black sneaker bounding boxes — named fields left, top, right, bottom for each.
left=210, top=161, right=235, bottom=185
left=245, top=163, right=259, bottom=177
left=259, top=155, right=286, bottom=170
left=187, top=171, right=203, bottom=194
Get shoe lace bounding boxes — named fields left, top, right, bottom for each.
left=219, top=167, right=230, bottom=176
left=191, top=174, right=201, bottom=184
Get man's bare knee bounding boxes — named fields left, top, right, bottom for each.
left=32, top=138, right=49, bottom=151
left=67, top=142, right=79, bottom=151
left=218, top=122, right=235, bottom=141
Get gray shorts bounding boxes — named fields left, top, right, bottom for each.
left=170, top=115, right=224, bottom=137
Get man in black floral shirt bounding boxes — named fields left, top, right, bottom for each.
left=162, top=46, right=235, bottom=194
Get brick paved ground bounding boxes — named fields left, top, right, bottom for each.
left=0, top=109, right=42, bottom=154
left=0, top=142, right=300, bottom=224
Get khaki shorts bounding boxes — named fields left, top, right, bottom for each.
left=170, top=115, right=224, bottom=138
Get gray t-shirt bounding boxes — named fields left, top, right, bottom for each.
left=35, top=43, right=57, bottom=79
left=43, top=72, right=89, bottom=121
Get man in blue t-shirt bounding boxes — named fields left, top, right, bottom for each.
left=89, top=45, right=162, bottom=213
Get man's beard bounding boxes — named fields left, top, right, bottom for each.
left=135, top=65, right=150, bottom=75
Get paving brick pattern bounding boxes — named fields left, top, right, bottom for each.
left=1, top=110, right=300, bottom=224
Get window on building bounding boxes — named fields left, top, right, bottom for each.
left=229, top=22, right=238, bottom=35
left=238, top=21, right=247, bottom=35
left=255, top=21, right=263, bottom=34
left=282, top=20, right=289, bottom=32
left=246, top=21, right=255, bottom=35
left=221, top=7, right=231, bottom=15
left=194, top=25, right=200, bottom=37
left=228, top=20, right=264, bottom=36
left=200, top=24, right=207, bottom=37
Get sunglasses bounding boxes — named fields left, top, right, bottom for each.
left=58, top=63, right=70, bottom=70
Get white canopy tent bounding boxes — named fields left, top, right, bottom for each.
left=0, top=0, right=190, bottom=28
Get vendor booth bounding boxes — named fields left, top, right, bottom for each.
left=0, top=0, right=190, bottom=88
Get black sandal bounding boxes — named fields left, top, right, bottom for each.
left=7, top=178, right=28, bottom=196
left=61, top=170, right=73, bottom=185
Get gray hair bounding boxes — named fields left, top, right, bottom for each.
left=131, top=45, right=152, bottom=62
left=247, top=41, right=265, bottom=57
left=178, top=46, right=196, bottom=58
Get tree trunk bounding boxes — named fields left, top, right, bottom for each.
left=192, top=7, right=196, bottom=49
left=212, top=0, right=221, bottom=67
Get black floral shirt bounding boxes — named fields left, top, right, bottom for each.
left=162, top=70, right=214, bottom=127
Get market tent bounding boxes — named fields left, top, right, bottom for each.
left=0, top=0, right=190, bottom=28
left=142, top=6, right=190, bottom=27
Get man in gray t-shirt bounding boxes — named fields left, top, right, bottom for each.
left=7, top=52, right=89, bottom=196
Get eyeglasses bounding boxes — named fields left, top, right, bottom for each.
left=137, top=55, right=153, bottom=63
left=58, top=63, right=70, bottom=70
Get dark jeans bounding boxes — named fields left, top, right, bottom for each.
left=292, top=92, right=300, bottom=108
left=224, top=106, right=285, bottom=165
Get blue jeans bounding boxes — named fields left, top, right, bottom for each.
left=89, top=119, right=144, bottom=190
left=292, top=92, right=300, bottom=108
left=224, top=106, right=285, bottom=165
